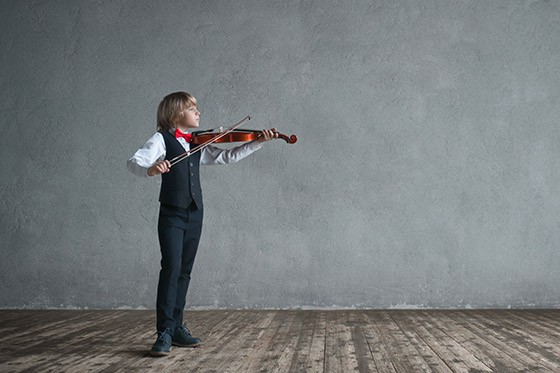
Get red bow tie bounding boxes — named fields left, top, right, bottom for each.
left=174, top=129, right=192, bottom=143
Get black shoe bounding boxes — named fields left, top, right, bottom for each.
left=150, top=328, right=172, bottom=357
left=172, top=325, right=201, bottom=347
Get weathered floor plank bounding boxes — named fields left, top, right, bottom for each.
left=449, top=310, right=560, bottom=372
left=0, top=309, right=558, bottom=372
left=389, top=312, right=453, bottom=373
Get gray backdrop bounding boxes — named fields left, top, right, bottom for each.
left=1, top=0, right=559, bottom=309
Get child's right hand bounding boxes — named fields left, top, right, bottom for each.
left=148, top=160, right=171, bottom=176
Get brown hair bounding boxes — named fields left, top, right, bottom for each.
left=156, top=91, right=197, bottom=132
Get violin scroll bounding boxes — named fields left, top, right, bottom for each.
left=276, top=133, right=297, bottom=144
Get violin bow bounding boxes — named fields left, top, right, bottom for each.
left=169, top=115, right=252, bottom=167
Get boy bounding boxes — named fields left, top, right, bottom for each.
left=127, top=91, right=277, bottom=356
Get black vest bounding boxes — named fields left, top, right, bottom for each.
left=159, top=131, right=203, bottom=209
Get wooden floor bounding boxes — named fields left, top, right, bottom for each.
left=0, top=309, right=559, bottom=372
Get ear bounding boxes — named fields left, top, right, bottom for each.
left=170, top=115, right=180, bottom=126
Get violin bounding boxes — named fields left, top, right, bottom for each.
left=169, top=115, right=297, bottom=167
left=191, top=128, right=297, bottom=145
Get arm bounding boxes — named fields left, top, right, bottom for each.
left=126, top=132, right=169, bottom=177
left=200, top=129, right=277, bottom=165
left=201, top=141, right=263, bottom=165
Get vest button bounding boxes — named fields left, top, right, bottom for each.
left=190, top=163, right=194, bottom=166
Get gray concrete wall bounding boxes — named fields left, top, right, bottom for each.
left=1, top=0, right=559, bottom=309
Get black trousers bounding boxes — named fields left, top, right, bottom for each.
left=156, top=202, right=203, bottom=332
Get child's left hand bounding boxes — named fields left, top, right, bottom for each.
left=257, top=128, right=279, bottom=143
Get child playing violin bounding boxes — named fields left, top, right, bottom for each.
left=127, top=91, right=277, bottom=357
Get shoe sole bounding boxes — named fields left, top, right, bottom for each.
left=149, top=348, right=171, bottom=357
left=172, top=342, right=201, bottom=348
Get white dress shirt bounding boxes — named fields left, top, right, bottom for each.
left=127, top=131, right=263, bottom=177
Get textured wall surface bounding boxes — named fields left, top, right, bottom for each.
left=1, top=0, right=559, bottom=309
